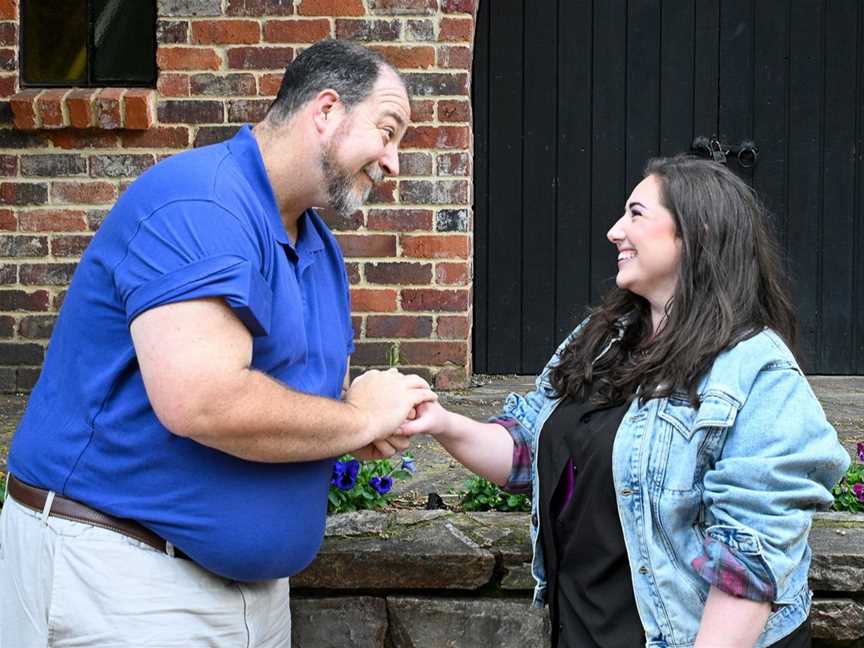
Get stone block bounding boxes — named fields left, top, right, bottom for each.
left=293, top=511, right=495, bottom=590
left=811, top=599, right=864, bottom=642
left=386, top=597, right=551, bottom=648
left=808, top=518, right=864, bottom=591
left=291, top=597, right=387, bottom=648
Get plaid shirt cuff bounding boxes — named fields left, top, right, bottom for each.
left=691, top=534, right=777, bottom=602
left=489, top=416, right=532, bottom=495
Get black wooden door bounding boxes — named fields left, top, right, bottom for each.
left=472, top=0, right=864, bottom=375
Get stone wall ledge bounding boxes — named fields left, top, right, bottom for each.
left=295, top=510, right=864, bottom=593
left=288, top=510, right=864, bottom=647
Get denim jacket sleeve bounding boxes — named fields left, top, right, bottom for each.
left=494, top=320, right=588, bottom=495
left=693, top=364, right=850, bottom=603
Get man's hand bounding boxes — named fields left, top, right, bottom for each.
left=345, top=368, right=437, bottom=444
left=352, top=434, right=411, bottom=461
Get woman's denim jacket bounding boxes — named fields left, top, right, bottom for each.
left=497, top=324, right=850, bottom=648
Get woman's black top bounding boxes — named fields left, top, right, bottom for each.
left=537, top=396, right=813, bottom=648
left=538, top=396, right=643, bottom=648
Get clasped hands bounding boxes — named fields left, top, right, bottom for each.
left=343, top=368, right=451, bottom=461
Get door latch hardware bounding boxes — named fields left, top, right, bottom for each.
left=691, top=137, right=759, bottom=168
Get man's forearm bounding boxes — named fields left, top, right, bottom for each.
left=171, top=368, right=372, bottom=463
left=694, top=586, right=771, bottom=648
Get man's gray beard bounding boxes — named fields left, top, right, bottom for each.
left=320, top=149, right=370, bottom=219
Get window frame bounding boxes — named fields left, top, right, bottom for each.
left=19, top=0, right=158, bottom=89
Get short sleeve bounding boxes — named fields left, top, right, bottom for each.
left=114, top=201, right=273, bottom=336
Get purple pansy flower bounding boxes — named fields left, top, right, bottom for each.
left=401, top=456, right=417, bottom=475
left=857, top=442, right=864, bottom=463
left=853, top=483, right=864, bottom=503
left=369, top=475, right=393, bottom=495
left=330, top=461, right=344, bottom=487
left=331, top=459, right=360, bottom=491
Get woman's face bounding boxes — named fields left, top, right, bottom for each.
left=607, top=174, right=682, bottom=309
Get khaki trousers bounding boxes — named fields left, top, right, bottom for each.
left=0, top=494, right=292, bottom=648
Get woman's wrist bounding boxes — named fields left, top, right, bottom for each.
left=434, top=409, right=460, bottom=440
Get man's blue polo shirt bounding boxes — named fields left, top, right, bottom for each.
left=9, top=125, right=355, bottom=581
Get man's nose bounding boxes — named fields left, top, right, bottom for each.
left=380, top=144, right=400, bottom=177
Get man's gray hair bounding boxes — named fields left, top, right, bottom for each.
left=266, top=40, right=403, bottom=123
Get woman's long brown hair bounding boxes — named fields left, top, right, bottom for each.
left=550, top=156, right=798, bottom=407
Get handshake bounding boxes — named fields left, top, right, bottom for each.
left=343, top=367, right=455, bottom=462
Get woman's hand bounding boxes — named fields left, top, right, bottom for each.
left=398, top=400, right=454, bottom=438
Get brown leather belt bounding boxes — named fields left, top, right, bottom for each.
left=8, top=474, right=188, bottom=559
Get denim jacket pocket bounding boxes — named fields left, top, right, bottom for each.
left=658, top=392, right=738, bottom=442
left=651, top=394, right=738, bottom=494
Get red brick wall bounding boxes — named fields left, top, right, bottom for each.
left=0, top=0, right=476, bottom=392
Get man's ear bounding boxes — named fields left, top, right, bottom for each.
left=312, top=89, right=342, bottom=134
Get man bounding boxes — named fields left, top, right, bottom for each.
left=1, top=40, right=430, bottom=647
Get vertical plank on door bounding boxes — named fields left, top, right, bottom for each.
left=485, top=0, right=525, bottom=372
left=521, top=0, right=559, bottom=372
left=787, top=0, right=824, bottom=370
left=555, top=0, right=594, bottom=343
left=591, top=0, right=628, bottom=305
left=820, top=0, right=858, bottom=371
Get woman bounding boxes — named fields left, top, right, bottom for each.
left=401, top=157, right=849, bottom=648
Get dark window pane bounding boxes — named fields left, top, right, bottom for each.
left=92, top=0, right=156, bottom=84
left=22, top=0, right=88, bottom=85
